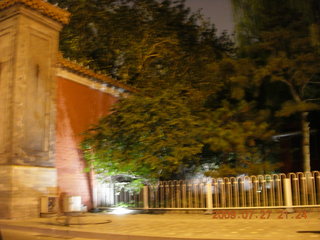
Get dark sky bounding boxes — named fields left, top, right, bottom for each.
left=185, top=0, right=234, bottom=35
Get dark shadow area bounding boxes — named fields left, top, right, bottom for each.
left=297, top=231, right=320, bottom=234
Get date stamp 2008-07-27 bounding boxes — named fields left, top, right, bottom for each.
left=212, top=210, right=308, bottom=220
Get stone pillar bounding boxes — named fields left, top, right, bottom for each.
left=0, top=0, right=69, bottom=218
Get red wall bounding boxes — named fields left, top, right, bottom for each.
left=56, top=77, right=117, bottom=209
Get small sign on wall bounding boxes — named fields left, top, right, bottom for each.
left=40, top=195, right=59, bottom=213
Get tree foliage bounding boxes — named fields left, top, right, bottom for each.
left=50, top=0, right=269, bottom=179
left=52, top=0, right=297, bottom=179
left=232, top=0, right=320, bottom=171
left=232, top=0, right=320, bottom=50
left=49, top=0, right=232, bottom=88
left=83, top=84, right=275, bottom=179
left=82, top=86, right=203, bottom=179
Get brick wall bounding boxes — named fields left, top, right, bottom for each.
left=56, top=77, right=117, bottom=209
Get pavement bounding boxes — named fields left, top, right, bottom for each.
left=0, top=208, right=320, bottom=240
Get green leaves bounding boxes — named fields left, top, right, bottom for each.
left=232, top=0, right=320, bottom=172
left=50, top=0, right=232, bottom=88
left=203, top=101, right=273, bottom=153
left=58, top=0, right=305, bottom=178
left=83, top=86, right=205, bottom=179
left=82, top=80, right=276, bottom=179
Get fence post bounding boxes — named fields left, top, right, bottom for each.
left=143, top=186, right=149, bottom=209
left=283, top=178, right=293, bottom=212
left=206, top=182, right=213, bottom=210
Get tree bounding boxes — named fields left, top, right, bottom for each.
left=200, top=57, right=278, bottom=177
left=82, top=84, right=275, bottom=179
left=255, top=39, right=320, bottom=172
left=49, top=0, right=232, bottom=88
left=82, top=86, right=204, bottom=179
left=232, top=0, right=320, bottom=171
left=232, top=0, right=320, bottom=50
left=52, top=0, right=279, bottom=179
left=82, top=54, right=278, bottom=179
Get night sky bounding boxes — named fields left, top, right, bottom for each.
left=185, top=0, right=234, bottom=35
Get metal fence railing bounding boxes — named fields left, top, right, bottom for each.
left=96, top=171, right=320, bottom=209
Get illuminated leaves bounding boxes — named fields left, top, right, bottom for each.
left=83, top=86, right=204, bottom=179
left=83, top=83, right=275, bottom=179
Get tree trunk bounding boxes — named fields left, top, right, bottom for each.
left=301, top=111, right=311, bottom=172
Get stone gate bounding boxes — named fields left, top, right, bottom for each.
left=0, top=0, right=133, bottom=218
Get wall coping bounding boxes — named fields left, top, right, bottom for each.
left=0, top=0, right=70, bottom=24
left=57, top=54, right=138, bottom=94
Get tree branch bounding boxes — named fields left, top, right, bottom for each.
left=277, top=78, right=301, bottom=102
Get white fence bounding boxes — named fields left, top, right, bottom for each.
left=96, top=171, right=320, bottom=209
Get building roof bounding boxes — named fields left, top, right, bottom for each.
left=57, top=53, right=138, bottom=93
left=0, top=0, right=70, bottom=24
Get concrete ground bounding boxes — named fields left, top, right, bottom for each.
left=0, top=209, right=319, bottom=240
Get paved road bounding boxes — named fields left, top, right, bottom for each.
left=0, top=209, right=319, bottom=240
left=0, top=228, right=91, bottom=240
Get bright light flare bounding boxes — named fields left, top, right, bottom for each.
left=110, top=207, right=133, bottom=215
